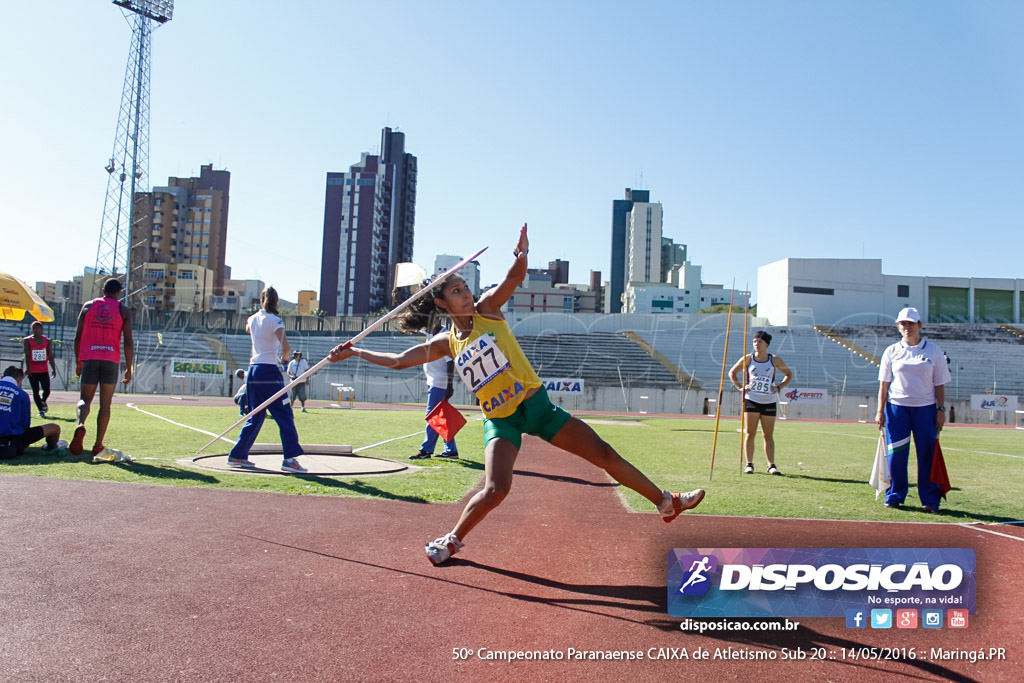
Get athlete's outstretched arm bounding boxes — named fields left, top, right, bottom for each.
left=329, top=334, right=450, bottom=369
left=477, top=223, right=528, bottom=317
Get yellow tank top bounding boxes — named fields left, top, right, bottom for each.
left=449, top=314, right=541, bottom=418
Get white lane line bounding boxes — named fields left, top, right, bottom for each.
left=128, top=403, right=235, bottom=445
left=130, top=402, right=422, bottom=460
left=958, top=524, right=1024, bottom=542
left=355, top=432, right=422, bottom=453
left=808, top=430, right=1024, bottom=459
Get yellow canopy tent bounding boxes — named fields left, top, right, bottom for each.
left=0, top=272, right=55, bottom=322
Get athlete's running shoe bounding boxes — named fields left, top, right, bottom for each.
left=69, top=425, right=86, bottom=455
left=281, top=458, right=307, bottom=473
left=425, top=532, right=463, bottom=565
left=659, top=489, right=706, bottom=522
left=226, top=458, right=256, bottom=469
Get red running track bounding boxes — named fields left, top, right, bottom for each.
left=1, top=436, right=1020, bottom=682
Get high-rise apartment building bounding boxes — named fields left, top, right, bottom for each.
left=319, top=128, right=417, bottom=316
left=130, top=164, right=231, bottom=307
left=608, top=188, right=662, bottom=312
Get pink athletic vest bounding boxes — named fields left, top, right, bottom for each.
left=26, top=336, right=49, bottom=373
left=80, top=297, right=123, bottom=363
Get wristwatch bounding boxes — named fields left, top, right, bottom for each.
left=938, top=406, right=946, bottom=412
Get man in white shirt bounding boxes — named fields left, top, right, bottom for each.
left=287, top=351, right=310, bottom=412
left=876, top=307, right=951, bottom=512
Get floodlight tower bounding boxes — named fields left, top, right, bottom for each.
left=92, top=0, right=173, bottom=303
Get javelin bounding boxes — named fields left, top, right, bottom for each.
left=708, top=281, right=736, bottom=480
left=197, top=246, right=488, bottom=454
left=739, top=285, right=749, bottom=469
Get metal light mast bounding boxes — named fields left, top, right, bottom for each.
left=93, top=0, right=173, bottom=303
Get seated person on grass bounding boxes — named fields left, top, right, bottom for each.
left=0, top=366, right=65, bottom=459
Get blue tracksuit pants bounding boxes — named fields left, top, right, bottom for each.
left=884, top=402, right=940, bottom=509
left=229, top=364, right=302, bottom=460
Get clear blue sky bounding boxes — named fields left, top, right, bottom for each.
left=3, top=1, right=1022, bottom=305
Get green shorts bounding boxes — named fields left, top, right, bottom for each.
left=482, top=386, right=572, bottom=449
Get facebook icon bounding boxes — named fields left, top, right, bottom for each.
left=846, top=609, right=867, bottom=629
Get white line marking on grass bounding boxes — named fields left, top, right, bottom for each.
left=355, top=432, right=422, bottom=453
left=808, top=430, right=1024, bottom=459
left=958, top=524, right=1024, bottom=542
left=127, top=403, right=235, bottom=444
left=130, top=403, right=423, bottom=456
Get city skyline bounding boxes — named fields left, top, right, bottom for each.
left=3, top=1, right=1023, bottom=308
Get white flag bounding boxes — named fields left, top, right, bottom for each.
left=869, top=434, right=891, bottom=500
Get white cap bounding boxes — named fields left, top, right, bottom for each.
left=896, top=307, right=921, bottom=323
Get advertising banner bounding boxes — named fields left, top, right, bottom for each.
left=970, top=394, right=1019, bottom=411
left=782, top=388, right=829, bottom=404
left=171, top=358, right=227, bottom=378
left=541, top=378, right=585, bottom=394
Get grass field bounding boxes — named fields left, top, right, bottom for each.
left=3, top=402, right=1021, bottom=524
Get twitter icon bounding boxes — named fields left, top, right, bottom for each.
left=870, top=609, right=892, bottom=629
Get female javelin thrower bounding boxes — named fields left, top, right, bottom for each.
left=328, top=224, right=705, bottom=565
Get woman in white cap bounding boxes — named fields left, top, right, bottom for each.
left=875, top=307, right=951, bottom=512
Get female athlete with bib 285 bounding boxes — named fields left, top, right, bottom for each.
left=728, top=330, right=793, bottom=475
left=328, top=224, right=705, bottom=565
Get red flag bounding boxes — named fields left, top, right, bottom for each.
left=931, top=441, right=952, bottom=500
left=426, top=400, right=466, bottom=442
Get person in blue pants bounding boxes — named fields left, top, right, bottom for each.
left=876, top=307, right=950, bottom=512
left=411, top=322, right=458, bottom=460
left=227, top=287, right=306, bottom=474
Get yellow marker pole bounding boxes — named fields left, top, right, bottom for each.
left=708, top=281, right=736, bottom=480
left=740, top=286, right=750, bottom=469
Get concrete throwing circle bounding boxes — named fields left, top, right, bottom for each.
left=184, top=443, right=408, bottom=476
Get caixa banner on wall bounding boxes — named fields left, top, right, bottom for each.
left=171, top=359, right=226, bottom=378
left=970, top=394, right=1019, bottom=411
left=541, top=378, right=584, bottom=394
left=668, top=548, right=976, bottom=618
left=782, top=388, right=829, bottom=404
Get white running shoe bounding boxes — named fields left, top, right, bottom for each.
left=659, top=489, right=706, bottom=522
left=425, top=532, right=463, bottom=565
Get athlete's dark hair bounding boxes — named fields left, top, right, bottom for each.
left=396, top=277, right=451, bottom=335
left=103, top=278, right=123, bottom=295
left=753, top=330, right=772, bottom=345
left=262, top=286, right=280, bottom=315
left=3, top=365, right=23, bottom=380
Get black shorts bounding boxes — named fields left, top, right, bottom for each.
left=744, top=400, right=777, bottom=416
left=0, top=426, right=45, bottom=458
left=81, top=360, right=120, bottom=385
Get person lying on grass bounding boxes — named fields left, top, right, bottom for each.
left=328, top=224, right=705, bottom=566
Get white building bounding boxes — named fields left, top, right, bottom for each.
left=434, top=254, right=480, bottom=295
left=626, top=201, right=663, bottom=286
left=758, top=258, right=1024, bottom=326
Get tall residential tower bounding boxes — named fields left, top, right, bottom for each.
left=320, top=128, right=417, bottom=316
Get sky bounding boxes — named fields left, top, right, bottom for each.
left=2, top=0, right=1023, bottom=306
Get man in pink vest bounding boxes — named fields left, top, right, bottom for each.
left=22, top=321, right=57, bottom=416
left=71, top=278, right=134, bottom=457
